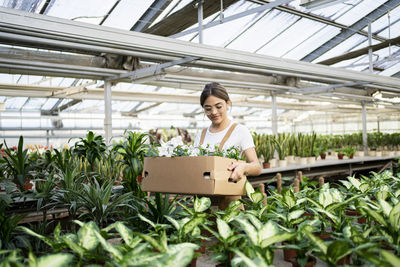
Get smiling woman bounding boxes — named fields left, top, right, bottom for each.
left=194, top=82, right=262, bottom=209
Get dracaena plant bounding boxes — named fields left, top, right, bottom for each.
left=114, top=131, right=157, bottom=196
left=67, top=178, right=133, bottom=227
left=71, top=131, right=107, bottom=172
left=2, top=136, right=33, bottom=192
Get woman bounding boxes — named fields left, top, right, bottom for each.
left=194, top=82, right=262, bottom=209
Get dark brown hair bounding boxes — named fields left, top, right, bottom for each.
left=200, top=82, right=230, bottom=107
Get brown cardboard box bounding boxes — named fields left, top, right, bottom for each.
left=141, top=156, right=246, bottom=195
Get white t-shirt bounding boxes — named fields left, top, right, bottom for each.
left=193, top=121, right=255, bottom=153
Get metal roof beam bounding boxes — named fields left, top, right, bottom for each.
left=0, top=8, right=400, bottom=90
left=301, top=0, right=400, bottom=62
left=131, top=0, right=172, bottom=32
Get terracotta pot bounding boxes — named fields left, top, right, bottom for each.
left=349, top=154, right=354, bottom=159
left=338, top=153, right=344, bottom=160
left=187, top=257, right=197, bottom=267
left=283, top=248, right=297, bottom=262
left=314, top=232, right=331, bottom=240
left=291, top=256, right=316, bottom=267
left=320, top=153, right=326, bottom=160
left=337, top=254, right=351, bottom=265
left=263, top=162, right=271, bottom=169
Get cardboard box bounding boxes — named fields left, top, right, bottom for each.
left=141, top=156, right=246, bottom=195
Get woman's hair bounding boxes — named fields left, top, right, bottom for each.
left=200, top=82, right=230, bottom=107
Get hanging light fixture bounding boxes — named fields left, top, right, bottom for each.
left=300, top=0, right=348, bottom=10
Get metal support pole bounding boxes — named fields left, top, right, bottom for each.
left=362, top=101, right=368, bottom=155
left=368, top=23, right=373, bottom=73
left=104, top=80, right=112, bottom=144
left=197, top=0, right=204, bottom=44
left=271, top=92, right=277, bottom=136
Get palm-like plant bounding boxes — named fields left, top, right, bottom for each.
left=72, top=131, right=107, bottom=171
left=114, top=131, right=157, bottom=196
left=2, top=136, right=32, bottom=191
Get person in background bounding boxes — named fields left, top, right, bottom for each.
left=194, top=82, right=262, bottom=209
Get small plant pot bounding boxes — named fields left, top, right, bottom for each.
left=278, top=159, right=287, bottom=167
left=296, top=157, right=307, bottom=165
left=337, top=254, right=351, bottom=265
left=283, top=248, right=297, bottom=262
left=355, top=151, right=364, bottom=157
left=375, top=151, right=382, bottom=157
left=286, top=155, right=296, bottom=164
left=388, top=151, right=396, bottom=156
left=263, top=162, right=271, bottom=169
left=320, top=153, right=326, bottom=160
left=291, top=256, right=316, bottom=267
left=269, top=158, right=277, bottom=168
left=396, top=151, right=400, bottom=156
left=349, top=154, right=354, bottom=159
left=337, top=153, right=344, bottom=160
left=307, top=157, right=316, bottom=164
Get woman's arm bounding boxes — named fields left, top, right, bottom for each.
left=228, top=147, right=262, bottom=181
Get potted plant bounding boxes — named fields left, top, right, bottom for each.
left=295, top=133, right=307, bottom=165
left=273, top=134, right=289, bottom=167
left=342, top=146, right=356, bottom=159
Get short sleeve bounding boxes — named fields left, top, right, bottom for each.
left=238, top=125, right=255, bottom=151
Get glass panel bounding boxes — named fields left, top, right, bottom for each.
left=102, top=0, right=153, bottom=30
left=313, top=34, right=366, bottom=62
left=283, top=25, right=340, bottom=60
left=46, top=0, right=118, bottom=25
left=361, top=5, right=400, bottom=36
left=257, top=18, right=325, bottom=57
left=5, top=97, right=28, bottom=109
left=21, top=98, right=47, bottom=110
left=335, top=0, right=387, bottom=25
left=227, top=9, right=300, bottom=53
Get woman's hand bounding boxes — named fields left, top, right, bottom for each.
left=228, top=162, right=247, bottom=182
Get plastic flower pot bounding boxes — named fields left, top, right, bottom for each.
left=320, top=153, right=326, bottom=160
left=337, top=153, right=344, bottom=160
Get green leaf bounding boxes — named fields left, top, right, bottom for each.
left=288, top=210, right=304, bottom=221
left=182, top=216, right=204, bottom=236
left=378, top=198, right=393, bottom=218
left=18, top=226, right=53, bottom=247
left=217, top=218, right=232, bottom=240
left=327, top=240, right=350, bottom=263
left=114, top=222, right=139, bottom=248
left=138, top=213, right=156, bottom=229
left=245, top=181, right=255, bottom=198
left=348, top=176, right=361, bottom=190
left=258, top=220, right=279, bottom=241
left=193, top=197, right=211, bottom=213
left=163, top=245, right=196, bottom=267
left=230, top=249, right=268, bottom=267
left=36, top=253, right=73, bottom=267
left=62, top=236, right=84, bottom=258
left=381, top=250, right=400, bottom=267
left=93, top=230, right=123, bottom=260
left=362, top=206, right=388, bottom=227
left=304, top=231, right=327, bottom=254
left=260, top=232, right=296, bottom=248
left=389, top=201, right=400, bottom=229
left=250, top=192, right=264, bottom=204
left=247, top=213, right=262, bottom=230
left=234, top=217, right=258, bottom=245
left=78, top=221, right=99, bottom=251
left=135, top=232, right=166, bottom=253
left=165, top=215, right=181, bottom=231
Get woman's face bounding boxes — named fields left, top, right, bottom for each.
left=203, top=95, right=230, bottom=125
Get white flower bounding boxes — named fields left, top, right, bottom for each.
left=170, top=136, right=184, bottom=147
left=189, top=147, right=200, bottom=156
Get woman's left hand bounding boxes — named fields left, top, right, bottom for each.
left=228, top=162, right=247, bottom=182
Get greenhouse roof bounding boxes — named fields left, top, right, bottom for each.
left=0, top=0, right=400, bottom=140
